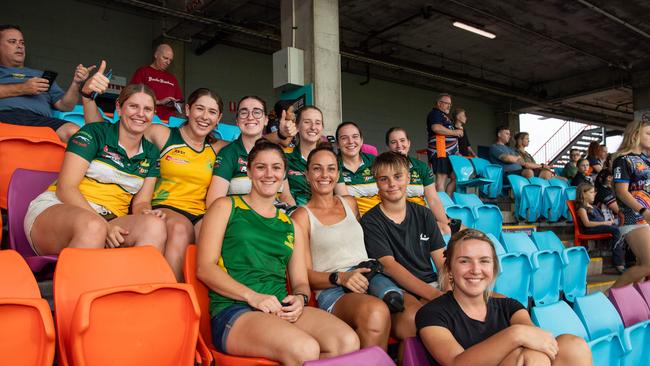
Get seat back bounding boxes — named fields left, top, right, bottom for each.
left=54, top=247, right=178, bottom=365
left=635, top=281, right=650, bottom=308
left=501, top=232, right=538, bottom=256
left=213, top=122, right=241, bottom=142
left=531, top=231, right=565, bottom=253
left=452, top=192, right=483, bottom=208
left=403, top=337, right=431, bottom=366
left=474, top=205, right=503, bottom=238
left=471, top=157, right=490, bottom=176
left=573, top=293, right=624, bottom=340
left=8, top=169, right=59, bottom=257
left=167, top=116, right=187, bottom=128
left=567, top=200, right=582, bottom=242
left=52, top=104, right=112, bottom=126
left=0, top=124, right=65, bottom=209
left=303, top=346, right=395, bottom=365
left=549, top=178, right=569, bottom=189
left=565, top=186, right=577, bottom=200
left=529, top=176, right=550, bottom=187
left=182, top=244, right=213, bottom=346
left=494, top=253, right=531, bottom=308
left=448, top=155, right=475, bottom=183
left=507, top=174, right=529, bottom=201
left=0, top=250, right=55, bottom=366
left=486, top=233, right=507, bottom=256
left=531, top=301, right=589, bottom=339
left=437, top=192, right=455, bottom=208
left=608, top=284, right=650, bottom=328
left=445, top=206, right=475, bottom=228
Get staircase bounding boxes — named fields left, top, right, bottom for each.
left=532, top=121, right=604, bottom=168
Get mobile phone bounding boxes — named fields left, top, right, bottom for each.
left=41, top=70, right=58, bottom=92
left=281, top=301, right=291, bottom=307
left=89, top=69, right=112, bottom=100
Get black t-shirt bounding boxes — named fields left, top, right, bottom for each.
left=415, top=292, right=525, bottom=366
left=595, top=183, right=616, bottom=207
left=458, top=129, right=472, bottom=156
left=361, top=201, right=445, bottom=283
left=571, top=172, right=592, bottom=187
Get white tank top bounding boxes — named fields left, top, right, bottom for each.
left=304, top=196, right=369, bottom=273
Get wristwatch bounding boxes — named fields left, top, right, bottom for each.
left=328, top=272, right=339, bottom=285
left=295, top=293, right=309, bottom=306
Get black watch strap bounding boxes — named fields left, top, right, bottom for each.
left=80, top=90, right=94, bottom=99
left=295, top=293, right=309, bottom=306
left=328, top=272, right=339, bottom=285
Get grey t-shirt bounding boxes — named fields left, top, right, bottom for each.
left=489, top=143, right=522, bottom=172
left=0, top=65, right=64, bottom=117
left=361, top=201, right=445, bottom=283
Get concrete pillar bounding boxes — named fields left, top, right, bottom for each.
left=280, top=0, right=342, bottom=136
left=495, top=111, right=521, bottom=134
left=632, top=69, right=650, bottom=122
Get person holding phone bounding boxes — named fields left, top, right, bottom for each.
left=0, top=24, right=94, bottom=142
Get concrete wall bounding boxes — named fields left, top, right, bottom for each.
left=5, top=0, right=498, bottom=150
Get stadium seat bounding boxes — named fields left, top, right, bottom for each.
left=529, top=177, right=563, bottom=222
left=548, top=178, right=572, bottom=221
left=0, top=250, right=55, bottom=366
left=533, top=300, right=621, bottom=366
left=437, top=192, right=455, bottom=208
left=573, top=292, right=648, bottom=366
left=361, top=144, right=379, bottom=156
left=403, top=337, right=431, bottom=366
left=634, top=281, right=650, bottom=308
left=566, top=201, right=613, bottom=247
left=213, top=122, right=241, bottom=142
left=531, top=231, right=589, bottom=302
left=0, top=123, right=66, bottom=209
left=183, top=245, right=280, bottom=366
left=167, top=116, right=187, bottom=128
left=303, top=346, right=395, bottom=365
left=448, top=155, right=492, bottom=193
left=438, top=192, right=475, bottom=227
left=54, top=247, right=200, bottom=366
left=471, top=157, right=503, bottom=199
left=453, top=192, right=502, bottom=237
left=507, top=175, right=542, bottom=222
left=52, top=104, right=112, bottom=126
left=486, top=233, right=507, bottom=256
left=493, top=251, right=532, bottom=308
left=7, top=169, right=59, bottom=277
left=608, top=284, right=650, bottom=328
left=502, top=232, right=562, bottom=305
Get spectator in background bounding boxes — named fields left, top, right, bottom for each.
left=594, top=169, right=619, bottom=220
left=0, top=24, right=94, bottom=142
left=426, top=93, right=460, bottom=194
left=571, top=158, right=593, bottom=186
left=264, top=99, right=298, bottom=148
left=586, top=141, right=604, bottom=176
left=452, top=108, right=476, bottom=157
left=561, top=148, right=582, bottom=179
left=513, top=132, right=554, bottom=179
left=130, top=44, right=182, bottom=120
left=489, top=126, right=533, bottom=178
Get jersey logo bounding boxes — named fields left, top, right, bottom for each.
left=165, top=155, right=189, bottom=164
left=362, top=167, right=372, bottom=177
left=284, top=232, right=295, bottom=249
left=419, top=234, right=430, bottom=241
left=102, top=146, right=124, bottom=167
left=288, top=169, right=304, bottom=176
left=614, top=166, right=621, bottom=180
left=238, top=157, right=248, bottom=173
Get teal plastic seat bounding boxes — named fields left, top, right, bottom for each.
left=471, top=157, right=503, bottom=199
left=448, top=155, right=493, bottom=193
left=494, top=252, right=531, bottom=308
left=502, top=232, right=562, bottom=305
left=213, top=123, right=241, bottom=142
left=486, top=233, right=506, bottom=256
left=437, top=192, right=455, bottom=208
left=508, top=175, right=542, bottom=222
left=52, top=104, right=112, bottom=126
left=531, top=231, right=589, bottom=301
left=529, top=177, right=564, bottom=222
left=453, top=192, right=502, bottom=238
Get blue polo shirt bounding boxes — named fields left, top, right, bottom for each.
left=0, top=65, right=64, bottom=117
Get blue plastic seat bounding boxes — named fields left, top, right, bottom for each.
left=52, top=104, right=112, bottom=126
left=445, top=205, right=475, bottom=229
left=486, top=233, right=506, bottom=256
left=448, top=155, right=493, bottom=193
left=531, top=231, right=589, bottom=301
left=494, top=252, right=531, bottom=308
left=437, top=192, right=455, bottom=208
left=508, top=175, right=542, bottom=222
left=471, top=157, right=503, bottom=199
left=549, top=178, right=572, bottom=220
left=573, top=293, right=647, bottom=366
left=453, top=192, right=502, bottom=238
left=532, top=300, right=619, bottom=366
left=213, top=123, right=241, bottom=142
left=167, top=116, right=186, bottom=128
left=502, top=232, right=562, bottom=305
left=529, top=177, right=564, bottom=222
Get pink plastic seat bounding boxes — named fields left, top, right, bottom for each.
left=303, top=346, right=395, bottom=365
left=634, top=281, right=650, bottom=309
left=608, top=284, right=650, bottom=327
left=403, top=337, right=431, bottom=366
left=361, top=144, right=379, bottom=156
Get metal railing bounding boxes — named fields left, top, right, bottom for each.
left=532, top=121, right=594, bottom=164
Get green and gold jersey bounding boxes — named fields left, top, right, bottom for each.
left=209, top=195, right=294, bottom=317
left=212, top=136, right=251, bottom=195
left=340, top=152, right=379, bottom=216
left=286, top=145, right=344, bottom=206
left=48, top=122, right=159, bottom=216
left=407, top=156, right=435, bottom=207
left=151, top=128, right=216, bottom=215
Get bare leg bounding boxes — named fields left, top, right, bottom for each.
left=521, top=169, right=534, bottom=178
left=612, top=227, right=650, bottom=287
left=539, top=169, right=554, bottom=179
left=158, top=208, right=195, bottom=281
left=55, top=122, right=79, bottom=143
left=31, top=204, right=108, bottom=254
left=552, top=334, right=593, bottom=366
left=435, top=173, right=448, bottom=193
left=498, top=347, right=524, bottom=366
left=331, top=293, right=391, bottom=350
left=446, top=171, right=457, bottom=196
left=108, top=213, right=167, bottom=251
left=293, top=307, right=360, bottom=358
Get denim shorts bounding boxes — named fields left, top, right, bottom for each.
left=316, top=273, right=403, bottom=312
left=210, top=304, right=253, bottom=353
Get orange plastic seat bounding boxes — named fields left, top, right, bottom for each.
left=567, top=200, right=613, bottom=247
left=0, top=249, right=55, bottom=366
left=0, top=123, right=66, bottom=209
left=54, top=246, right=201, bottom=366
left=183, top=244, right=280, bottom=366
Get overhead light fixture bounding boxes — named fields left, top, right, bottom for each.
left=452, top=21, right=496, bottom=39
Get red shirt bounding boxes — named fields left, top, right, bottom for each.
left=130, top=66, right=183, bottom=120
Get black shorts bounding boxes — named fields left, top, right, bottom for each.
left=429, top=156, right=452, bottom=175
left=152, top=205, right=204, bottom=225
left=0, top=109, right=69, bottom=131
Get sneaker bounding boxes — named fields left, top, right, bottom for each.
left=382, top=291, right=405, bottom=313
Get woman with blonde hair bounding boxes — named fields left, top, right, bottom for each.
left=611, top=120, right=650, bottom=287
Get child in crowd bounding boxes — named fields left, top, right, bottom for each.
left=416, top=229, right=592, bottom=366
left=360, top=151, right=446, bottom=342
left=575, top=182, right=624, bottom=273
left=571, top=158, right=592, bottom=186
left=561, top=148, right=582, bottom=179
left=594, top=169, right=619, bottom=221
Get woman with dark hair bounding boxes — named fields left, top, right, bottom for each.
left=265, top=99, right=298, bottom=147
left=25, top=79, right=166, bottom=257
left=386, top=127, right=451, bottom=234
left=514, top=132, right=554, bottom=179
left=594, top=168, right=619, bottom=219
left=416, top=229, right=592, bottom=366
left=207, top=96, right=295, bottom=207
left=197, top=140, right=358, bottom=365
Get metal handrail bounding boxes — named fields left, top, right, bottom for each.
left=532, top=121, right=593, bottom=164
